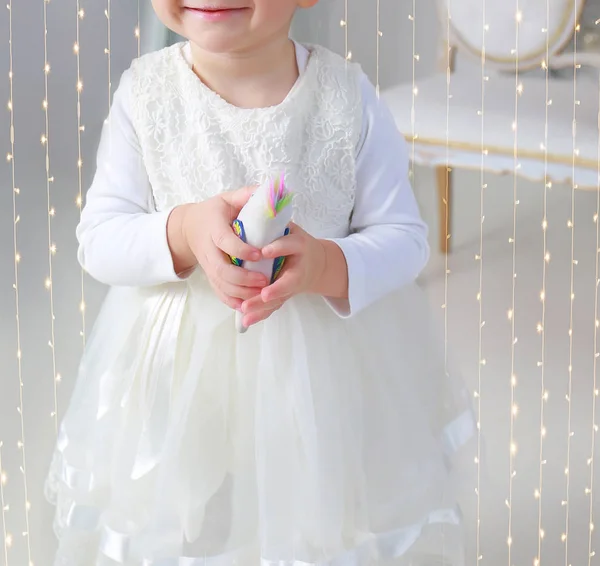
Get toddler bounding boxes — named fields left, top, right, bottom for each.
left=45, top=1, right=475, bottom=565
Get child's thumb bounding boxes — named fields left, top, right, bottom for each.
left=222, top=185, right=256, bottom=210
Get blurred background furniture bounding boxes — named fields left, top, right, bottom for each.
left=382, top=0, right=600, bottom=253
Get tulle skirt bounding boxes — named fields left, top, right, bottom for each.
left=45, top=271, right=476, bottom=566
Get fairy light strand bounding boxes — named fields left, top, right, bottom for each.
left=375, top=0, right=381, bottom=98
left=0, top=443, right=8, bottom=565
left=75, top=3, right=86, bottom=348
left=344, top=0, right=349, bottom=60
left=441, top=6, right=451, bottom=562
left=587, top=64, right=600, bottom=566
left=442, top=0, right=450, bottom=373
left=103, top=0, right=114, bottom=181
left=408, top=1, right=416, bottom=233
left=563, top=4, right=580, bottom=562
left=535, top=2, right=552, bottom=565
left=136, top=0, right=141, bottom=57
left=475, top=2, right=487, bottom=564
left=106, top=0, right=112, bottom=109
left=507, top=6, right=523, bottom=564
left=42, top=0, right=59, bottom=434
left=7, top=1, right=33, bottom=563
left=339, top=0, right=351, bottom=62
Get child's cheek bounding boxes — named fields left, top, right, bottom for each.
left=253, top=0, right=298, bottom=30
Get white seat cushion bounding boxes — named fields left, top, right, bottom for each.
left=439, top=0, right=579, bottom=71
left=381, top=66, right=599, bottom=187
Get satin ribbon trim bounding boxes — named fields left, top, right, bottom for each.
left=100, top=524, right=134, bottom=563
left=53, top=432, right=99, bottom=492
left=441, top=410, right=476, bottom=456
left=61, top=456, right=98, bottom=492
left=101, top=507, right=460, bottom=565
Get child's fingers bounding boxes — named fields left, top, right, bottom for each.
left=221, top=185, right=257, bottom=210
left=242, top=301, right=285, bottom=327
left=286, top=222, right=303, bottom=234
left=241, top=293, right=268, bottom=313
left=220, top=262, right=269, bottom=288
left=209, top=275, right=261, bottom=308
left=262, top=233, right=304, bottom=259
left=245, top=298, right=285, bottom=314
left=212, top=227, right=261, bottom=262
left=219, top=281, right=263, bottom=301
left=261, top=271, right=297, bottom=302
left=205, top=246, right=266, bottom=293
left=209, top=283, right=243, bottom=311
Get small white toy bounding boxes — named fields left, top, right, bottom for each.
left=230, top=174, right=293, bottom=333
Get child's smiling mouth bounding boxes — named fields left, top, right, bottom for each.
left=183, top=5, right=250, bottom=21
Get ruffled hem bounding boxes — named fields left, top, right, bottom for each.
left=45, top=274, right=475, bottom=566
left=45, top=470, right=462, bottom=566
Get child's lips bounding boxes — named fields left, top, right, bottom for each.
left=184, top=6, right=249, bottom=21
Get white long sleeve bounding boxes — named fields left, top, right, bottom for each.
left=327, top=74, right=430, bottom=317
left=78, top=47, right=429, bottom=313
left=76, top=70, right=181, bottom=287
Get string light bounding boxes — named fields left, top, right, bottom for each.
left=136, top=0, right=141, bottom=57
left=0, top=443, right=8, bottom=565
left=563, top=3, right=580, bottom=562
left=441, top=7, right=453, bottom=564
left=408, top=2, right=416, bottom=187
left=436, top=0, right=451, bottom=367
left=104, top=0, right=114, bottom=203
left=475, top=1, right=487, bottom=564
left=339, top=0, right=351, bottom=62
left=105, top=0, right=112, bottom=110
left=375, top=0, right=381, bottom=98
left=588, top=68, right=600, bottom=566
left=75, top=2, right=86, bottom=347
left=7, top=1, right=33, bottom=563
left=507, top=5, right=522, bottom=565
left=434, top=7, right=454, bottom=562
left=535, top=1, right=552, bottom=565
left=42, top=0, right=59, bottom=434
left=441, top=0, right=450, bottom=382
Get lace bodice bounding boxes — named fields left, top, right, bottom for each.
left=129, top=43, right=363, bottom=237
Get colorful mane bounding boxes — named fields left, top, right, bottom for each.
left=266, top=174, right=293, bottom=218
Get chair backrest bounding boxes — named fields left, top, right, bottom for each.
left=436, top=0, right=584, bottom=72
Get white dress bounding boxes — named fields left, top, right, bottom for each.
left=45, top=42, right=476, bottom=566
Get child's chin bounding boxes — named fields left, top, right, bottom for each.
left=188, top=32, right=251, bottom=55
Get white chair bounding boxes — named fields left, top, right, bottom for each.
left=381, top=0, right=600, bottom=253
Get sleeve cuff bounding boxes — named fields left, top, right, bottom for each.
left=77, top=207, right=199, bottom=288
left=322, top=237, right=366, bottom=318
left=145, top=208, right=187, bottom=284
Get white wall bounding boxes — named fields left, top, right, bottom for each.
left=0, top=1, right=139, bottom=563
left=292, top=0, right=440, bottom=88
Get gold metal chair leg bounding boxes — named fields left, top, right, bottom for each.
left=436, top=165, right=452, bottom=254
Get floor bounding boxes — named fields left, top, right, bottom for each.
left=1, top=162, right=600, bottom=566
left=420, top=166, right=600, bottom=566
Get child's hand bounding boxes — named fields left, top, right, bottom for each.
left=239, top=223, right=327, bottom=327
left=177, top=187, right=270, bottom=310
